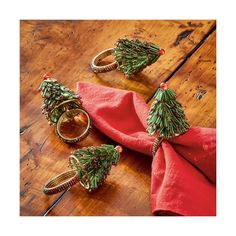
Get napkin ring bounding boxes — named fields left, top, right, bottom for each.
left=147, top=82, right=190, bottom=156
left=43, top=144, right=123, bottom=194
left=91, top=38, right=165, bottom=78
left=90, top=48, right=118, bottom=73
left=39, top=74, right=92, bottom=143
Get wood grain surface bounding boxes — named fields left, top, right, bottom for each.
left=20, top=20, right=216, bottom=216
left=148, top=31, right=216, bottom=128
left=166, top=31, right=216, bottom=128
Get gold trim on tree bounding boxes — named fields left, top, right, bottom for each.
left=39, top=74, right=92, bottom=143
left=147, top=82, right=189, bottom=155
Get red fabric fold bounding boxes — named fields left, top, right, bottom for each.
left=77, top=82, right=216, bottom=216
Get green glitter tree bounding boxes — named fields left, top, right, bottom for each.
left=39, top=74, right=82, bottom=125
left=147, top=82, right=189, bottom=139
left=113, top=38, right=165, bottom=78
left=69, top=144, right=123, bottom=192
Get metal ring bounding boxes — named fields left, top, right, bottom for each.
left=152, top=136, right=164, bottom=156
left=50, top=99, right=81, bottom=116
left=90, top=48, right=118, bottom=73
left=49, top=99, right=81, bottom=125
left=56, top=108, right=92, bottom=143
left=68, top=155, right=91, bottom=190
left=43, top=169, right=79, bottom=195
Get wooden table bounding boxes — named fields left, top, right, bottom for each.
left=20, top=20, right=216, bottom=216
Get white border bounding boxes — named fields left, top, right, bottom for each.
left=1, top=0, right=236, bottom=235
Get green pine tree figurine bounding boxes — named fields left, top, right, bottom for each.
left=39, top=74, right=82, bottom=125
left=69, top=145, right=122, bottom=192
left=113, top=38, right=165, bottom=78
left=147, top=82, right=189, bottom=140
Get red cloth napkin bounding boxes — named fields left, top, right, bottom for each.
left=77, top=82, right=216, bottom=216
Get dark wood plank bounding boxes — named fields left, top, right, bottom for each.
left=48, top=149, right=152, bottom=216
left=20, top=20, right=215, bottom=100
left=20, top=126, right=109, bottom=215
left=149, top=31, right=216, bottom=128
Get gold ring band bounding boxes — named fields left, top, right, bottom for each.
left=56, top=108, right=92, bottom=143
left=43, top=169, right=79, bottom=195
left=50, top=99, right=81, bottom=117
left=90, top=48, right=118, bottom=73
left=152, top=137, right=164, bottom=156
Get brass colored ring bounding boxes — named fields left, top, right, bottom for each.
left=152, top=136, right=164, bottom=156
left=50, top=99, right=81, bottom=116
left=43, top=169, right=79, bottom=195
left=49, top=99, right=81, bottom=125
left=56, top=108, right=92, bottom=143
left=90, top=48, right=118, bottom=73
left=69, top=155, right=90, bottom=190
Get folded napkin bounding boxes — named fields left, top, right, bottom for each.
left=77, top=82, right=216, bottom=216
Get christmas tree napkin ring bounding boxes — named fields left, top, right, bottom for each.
left=43, top=144, right=123, bottom=194
left=39, top=74, right=92, bottom=143
left=91, top=38, right=165, bottom=78
left=147, top=82, right=190, bottom=156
